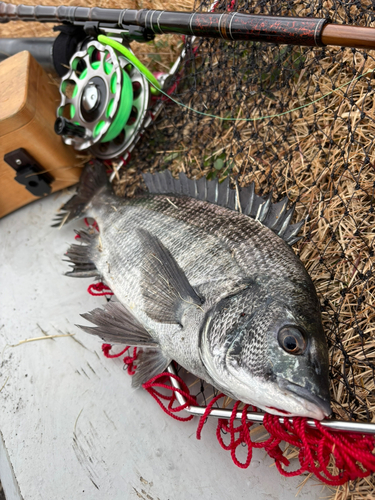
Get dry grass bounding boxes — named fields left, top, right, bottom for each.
left=3, top=0, right=375, bottom=497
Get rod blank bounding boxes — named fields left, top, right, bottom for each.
left=2, top=2, right=375, bottom=50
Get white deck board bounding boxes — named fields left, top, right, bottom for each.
left=0, top=192, right=331, bottom=500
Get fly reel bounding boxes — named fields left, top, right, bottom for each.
left=55, top=39, right=152, bottom=160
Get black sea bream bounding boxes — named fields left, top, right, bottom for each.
left=56, top=161, right=331, bottom=420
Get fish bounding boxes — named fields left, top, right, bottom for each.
left=54, top=160, right=331, bottom=420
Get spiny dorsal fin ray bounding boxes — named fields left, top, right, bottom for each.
left=256, top=191, right=273, bottom=223
left=263, top=197, right=289, bottom=230
left=283, top=220, right=305, bottom=245
left=277, top=206, right=296, bottom=239
left=77, top=302, right=158, bottom=346
left=138, top=228, right=204, bottom=325
left=142, top=172, right=304, bottom=246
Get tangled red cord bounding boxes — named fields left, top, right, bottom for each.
left=102, top=344, right=137, bottom=375
left=87, top=282, right=114, bottom=296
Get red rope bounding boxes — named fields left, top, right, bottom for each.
left=261, top=414, right=375, bottom=485
left=102, top=344, right=129, bottom=358
left=102, top=344, right=138, bottom=376
left=123, top=347, right=137, bottom=375
left=87, top=282, right=114, bottom=296
left=196, top=393, right=224, bottom=439
left=84, top=217, right=99, bottom=232
left=143, top=372, right=197, bottom=422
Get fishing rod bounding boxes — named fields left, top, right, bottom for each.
left=0, top=2, right=195, bottom=162
left=1, top=2, right=375, bottom=50
left=2, top=1, right=375, bottom=164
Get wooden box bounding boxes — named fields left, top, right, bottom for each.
left=0, top=51, right=82, bottom=218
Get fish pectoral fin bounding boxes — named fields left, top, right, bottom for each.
left=131, top=349, right=171, bottom=388
left=138, top=229, right=204, bottom=325
left=77, top=302, right=158, bottom=346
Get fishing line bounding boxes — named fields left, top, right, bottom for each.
left=99, top=36, right=374, bottom=123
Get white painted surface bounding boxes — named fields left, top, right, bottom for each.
left=0, top=192, right=331, bottom=500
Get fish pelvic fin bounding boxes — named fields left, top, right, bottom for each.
left=142, top=170, right=304, bottom=246
left=52, top=160, right=111, bottom=227
left=138, top=229, right=204, bottom=325
left=77, top=302, right=158, bottom=346
left=64, top=229, right=100, bottom=278
left=131, top=349, right=171, bottom=389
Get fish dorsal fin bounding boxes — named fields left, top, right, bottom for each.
left=143, top=171, right=304, bottom=246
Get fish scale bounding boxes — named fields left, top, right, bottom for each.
left=58, top=161, right=331, bottom=420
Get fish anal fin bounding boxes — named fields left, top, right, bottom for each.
left=138, top=229, right=204, bottom=325
left=77, top=302, right=158, bottom=346
left=131, top=349, right=171, bottom=388
left=64, top=229, right=100, bottom=278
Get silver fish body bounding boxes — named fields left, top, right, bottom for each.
left=60, top=162, right=331, bottom=420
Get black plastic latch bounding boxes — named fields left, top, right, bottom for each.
left=4, top=148, right=54, bottom=198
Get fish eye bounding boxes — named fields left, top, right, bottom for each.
left=278, top=326, right=306, bottom=355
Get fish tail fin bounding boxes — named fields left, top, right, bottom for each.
left=52, top=160, right=111, bottom=227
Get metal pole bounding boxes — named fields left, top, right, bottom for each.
left=167, top=365, right=375, bottom=434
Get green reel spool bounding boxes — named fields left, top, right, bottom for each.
left=70, top=59, right=133, bottom=142
left=58, top=39, right=157, bottom=158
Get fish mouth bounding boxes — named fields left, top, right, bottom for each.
left=278, top=378, right=332, bottom=419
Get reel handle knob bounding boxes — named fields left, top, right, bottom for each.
left=54, top=117, right=86, bottom=138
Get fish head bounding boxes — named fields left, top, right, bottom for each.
left=199, top=282, right=331, bottom=420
